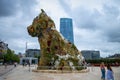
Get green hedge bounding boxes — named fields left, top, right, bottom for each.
left=86, top=58, right=120, bottom=64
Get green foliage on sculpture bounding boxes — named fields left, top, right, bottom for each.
left=27, top=9, right=85, bottom=70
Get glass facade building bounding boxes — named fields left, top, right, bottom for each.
left=81, top=50, right=100, bottom=60
left=60, top=18, right=74, bottom=43
left=26, top=49, right=40, bottom=57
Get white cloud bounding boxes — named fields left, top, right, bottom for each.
left=68, top=0, right=105, bottom=12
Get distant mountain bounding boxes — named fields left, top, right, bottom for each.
left=108, top=53, right=120, bottom=58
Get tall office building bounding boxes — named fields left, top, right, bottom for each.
left=60, top=18, right=74, bottom=43
left=81, top=50, right=100, bottom=60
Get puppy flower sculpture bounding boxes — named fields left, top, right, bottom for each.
left=27, top=9, right=84, bottom=70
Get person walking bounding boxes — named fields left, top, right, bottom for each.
left=14, top=62, right=17, bottom=67
left=28, top=61, right=31, bottom=72
left=106, top=64, right=114, bottom=80
left=100, top=62, right=106, bottom=80
left=4, top=63, right=7, bottom=69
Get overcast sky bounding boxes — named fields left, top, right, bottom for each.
left=0, top=0, right=120, bottom=57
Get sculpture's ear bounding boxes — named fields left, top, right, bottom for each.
left=39, top=9, right=47, bottom=18
left=41, top=9, right=45, bottom=13
left=41, top=9, right=48, bottom=16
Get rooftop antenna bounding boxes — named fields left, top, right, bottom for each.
left=25, top=42, right=28, bottom=52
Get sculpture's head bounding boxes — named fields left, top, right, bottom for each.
left=27, top=9, right=55, bottom=37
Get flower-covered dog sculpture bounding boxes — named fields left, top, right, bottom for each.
left=27, top=9, right=84, bottom=70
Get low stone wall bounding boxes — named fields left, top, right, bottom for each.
left=32, top=68, right=89, bottom=73
left=37, top=66, right=86, bottom=71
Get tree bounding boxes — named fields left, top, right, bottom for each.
left=4, top=48, right=20, bottom=64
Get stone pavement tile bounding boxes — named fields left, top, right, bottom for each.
left=0, top=77, right=4, bottom=80
left=113, top=67, right=120, bottom=80
left=33, top=76, right=54, bottom=80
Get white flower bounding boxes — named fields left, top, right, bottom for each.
left=54, top=60, right=59, bottom=68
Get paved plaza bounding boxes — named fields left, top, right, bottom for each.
left=0, top=65, right=14, bottom=77
left=0, top=65, right=120, bottom=80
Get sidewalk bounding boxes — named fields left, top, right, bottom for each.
left=0, top=65, right=14, bottom=76
left=0, top=65, right=120, bottom=80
